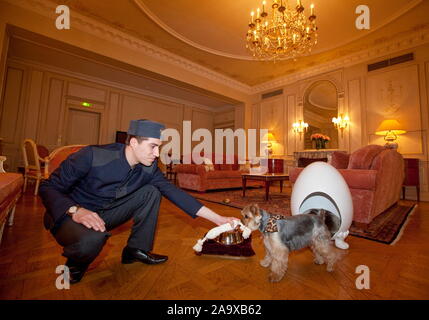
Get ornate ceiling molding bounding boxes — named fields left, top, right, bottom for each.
left=5, top=0, right=253, bottom=95
left=4, top=0, right=429, bottom=97
left=133, top=0, right=253, bottom=61
left=134, top=0, right=422, bottom=62
left=307, top=0, right=422, bottom=56
left=252, top=26, right=429, bottom=93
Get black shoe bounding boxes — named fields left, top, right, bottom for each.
left=65, top=259, right=90, bottom=284
left=121, top=246, right=168, bottom=265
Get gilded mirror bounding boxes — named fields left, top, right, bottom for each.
left=303, top=80, right=339, bottom=149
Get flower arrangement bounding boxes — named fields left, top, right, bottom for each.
left=310, top=133, right=330, bottom=149
left=311, top=133, right=330, bottom=141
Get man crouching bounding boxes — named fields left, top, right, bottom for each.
left=40, top=119, right=238, bottom=284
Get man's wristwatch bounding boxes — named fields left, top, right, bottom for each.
left=67, top=205, right=81, bottom=216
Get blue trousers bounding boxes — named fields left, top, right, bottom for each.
left=51, top=185, right=162, bottom=264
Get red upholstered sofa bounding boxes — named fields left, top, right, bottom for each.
left=289, top=145, right=404, bottom=225
left=0, top=156, right=24, bottom=245
left=175, top=153, right=262, bottom=192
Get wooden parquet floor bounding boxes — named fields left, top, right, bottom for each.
left=1, top=187, right=429, bottom=300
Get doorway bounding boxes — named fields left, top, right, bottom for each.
left=65, top=108, right=100, bottom=145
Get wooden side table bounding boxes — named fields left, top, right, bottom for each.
left=242, top=173, right=289, bottom=201
left=259, top=158, right=284, bottom=173
left=402, top=158, right=420, bottom=202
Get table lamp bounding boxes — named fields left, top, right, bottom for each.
left=262, top=132, right=276, bottom=156
left=375, top=119, right=406, bottom=149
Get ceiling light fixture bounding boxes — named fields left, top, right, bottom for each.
left=246, top=0, right=318, bottom=61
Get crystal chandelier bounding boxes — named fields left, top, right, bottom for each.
left=246, top=0, right=318, bottom=61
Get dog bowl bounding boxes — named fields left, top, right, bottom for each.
left=215, top=230, right=244, bottom=245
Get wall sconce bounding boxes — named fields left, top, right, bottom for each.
left=262, top=132, right=276, bottom=156
left=375, top=119, right=406, bottom=149
left=332, top=114, right=350, bottom=137
left=292, top=120, right=308, bottom=140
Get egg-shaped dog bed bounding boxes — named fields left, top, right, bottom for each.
left=291, top=161, right=353, bottom=249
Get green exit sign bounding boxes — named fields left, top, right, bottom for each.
left=81, top=102, right=92, bottom=107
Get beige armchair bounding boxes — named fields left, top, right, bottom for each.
left=0, top=155, right=5, bottom=173
left=22, top=140, right=86, bottom=196
left=22, top=139, right=47, bottom=195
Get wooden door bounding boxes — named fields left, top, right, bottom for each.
left=65, top=108, right=100, bottom=145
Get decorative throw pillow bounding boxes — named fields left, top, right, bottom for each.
left=239, top=164, right=248, bottom=171
left=203, top=157, right=215, bottom=172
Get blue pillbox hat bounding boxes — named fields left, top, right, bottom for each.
left=127, top=119, right=165, bottom=139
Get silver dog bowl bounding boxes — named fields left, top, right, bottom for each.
left=215, top=230, right=244, bottom=245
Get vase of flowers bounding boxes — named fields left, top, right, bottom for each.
left=311, top=133, right=330, bottom=149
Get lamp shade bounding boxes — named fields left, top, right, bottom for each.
left=375, top=119, right=406, bottom=136
left=262, top=132, right=276, bottom=142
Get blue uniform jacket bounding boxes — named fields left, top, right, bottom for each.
left=39, top=143, right=203, bottom=229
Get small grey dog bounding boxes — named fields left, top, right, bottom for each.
left=241, top=204, right=341, bottom=282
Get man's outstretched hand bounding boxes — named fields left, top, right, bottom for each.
left=196, top=206, right=240, bottom=227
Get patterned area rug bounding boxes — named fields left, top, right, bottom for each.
left=189, top=187, right=417, bottom=245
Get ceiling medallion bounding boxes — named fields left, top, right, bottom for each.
left=246, top=0, right=318, bottom=61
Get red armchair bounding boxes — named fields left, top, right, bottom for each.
left=175, top=153, right=262, bottom=192
left=290, top=145, right=404, bottom=225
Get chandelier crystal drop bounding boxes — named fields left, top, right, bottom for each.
left=246, top=0, right=318, bottom=61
